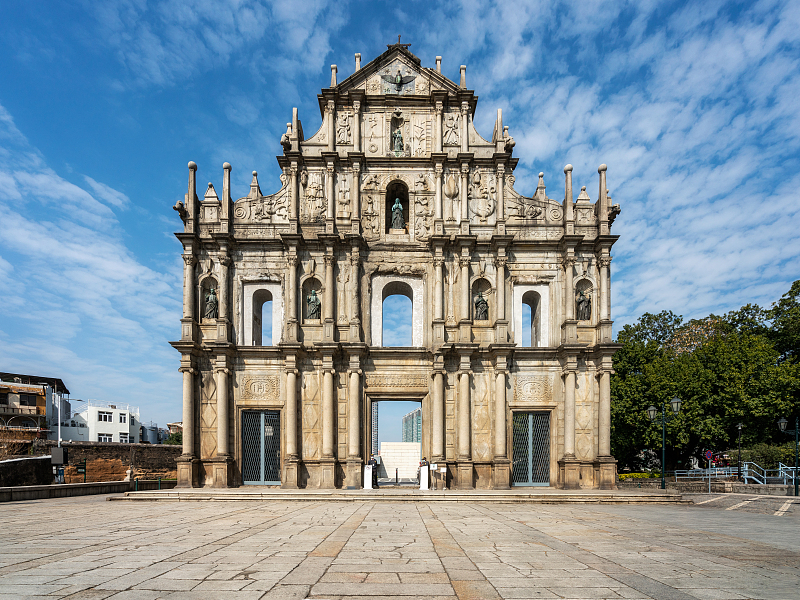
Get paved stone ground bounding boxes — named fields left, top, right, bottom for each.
left=0, top=494, right=798, bottom=600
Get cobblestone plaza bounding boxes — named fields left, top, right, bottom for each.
left=0, top=495, right=798, bottom=599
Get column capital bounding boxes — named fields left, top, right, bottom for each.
left=348, top=368, right=362, bottom=376
left=460, top=162, right=470, bottom=174
left=561, top=256, right=576, bottom=269
left=598, top=256, right=612, bottom=268
left=218, top=254, right=231, bottom=267
left=460, top=101, right=469, bottom=115
left=494, top=256, right=507, bottom=269
left=182, top=254, right=197, bottom=266
left=285, top=368, right=299, bottom=376
left=351, top=160, right=361, bottom=174
left=353, top=100, right=361, bottom=113
left=434, top=100, right=443, bottom=114
left=459, top=256, right=471, bottom=268
left=496, top=163, right=505, bottom=175
left=179, top=366, right=196, bottom=375
left=287, top=255, right=299, bottom=267
left=433, top=257, right=445, bottom=268
left=323, top=254, right=335, bottom=266
left=326, top=99, right=335, bottom=114
left=214, top=366, right=230, bottom=375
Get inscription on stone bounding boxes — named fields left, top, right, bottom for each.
left=241, top=376, right=279, bottom=399
left=365, top=373, right=428, bottom=389
left=515, top=376, right=552, bottom=402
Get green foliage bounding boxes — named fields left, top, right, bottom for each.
left=618, top=472, right=661, bottom=480
left=164, top=432, right=182, bottom=445
left=611, top=282, right=800, bottom=471
left=722, top=443, right=797, bottom=469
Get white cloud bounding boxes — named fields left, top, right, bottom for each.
left=0, top=102, right=181, bottom=424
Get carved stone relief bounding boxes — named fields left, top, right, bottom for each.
left=240, top=376, right=279, bottom=400
left=514, top=376, right=552, bottom=403
left=365, top=373, right=428, bottom=389
left=472, top=373, right=492, bottom=461
left=443, top=112, right=460, bottom=146
left=336, top=111, right=351, bottom=145
left=302, top=371, right=321, bottom=460
left=301, top=170, right=326, bottom=223
left=468, top=170, right=496, bottom=222
left=234, top=171, right=289, bottom=224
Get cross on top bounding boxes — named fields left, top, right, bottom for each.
left=388, top=34, right=411, bottom=50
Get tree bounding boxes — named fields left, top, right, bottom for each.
left=164, top=432, right=182, bottom=445
left=768, top=280, right=800, bottom=363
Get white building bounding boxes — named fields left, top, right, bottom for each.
left=56, top=400, right=140, bottom=444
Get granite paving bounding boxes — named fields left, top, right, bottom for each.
left=0, top=494, right=797, bottom=599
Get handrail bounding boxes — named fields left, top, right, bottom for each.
left=675, top=461, right=796, bottom=485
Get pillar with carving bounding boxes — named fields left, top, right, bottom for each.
left=434, top=162, right=443, bottom=220
left=460, top=254, right=470, bottom=324
left=286, top=254, right=298, bottom=342
left=495, top=163, right=505, bottom=222
left=434, top=101, right=443, bottom=153
left=433, top=256, right=444, bottom=322
left=494, top=254, right=507, bottom=342
left=325, top=162, right=335, bottom=221
left=349, top=248, right=361, bottom=341
left=181, top=253, right=196, bottom=341
left=217, top=252, right=231, bottom=342
left=323, top=253, right=335, bottom=342
left=289, top=162, right=298, bottom=223
left=562, top=255, right=577, bottom=344
left=351, top=160, right=360, bottom=227
left=326, top=100, right=335, bottom=153
left=460, top=101, right=469, bottom=153
left=460, top=163, right=469, bottom=225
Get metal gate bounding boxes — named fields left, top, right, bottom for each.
left=512, top=411, right=550, bottom=486
left=241, top=410, right=281, bottom=485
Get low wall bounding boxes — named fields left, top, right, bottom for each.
left=618, top=480, right=793, bottom=496
left=0, top=481, right=131, bottom=502
left=0, top=456, right=52, bottom=487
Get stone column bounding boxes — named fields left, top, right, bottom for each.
left=290, top=162, right=298, bottom=222
left=217, top=253, right=230, bottom=341
left=322, top=368, right=334, bottom=459
left=432, top=369, right=444, bottom=462
left=458, top=370, right=470, bottom=460
left=180, top=362, right=195, bottom=458
left=353, top=101, right=361, bottom=153
left=564, top=369, right=576, bottom=458
left=348, top=369, right=360, bottom=459
left=433, top=257, right=444, bottom=321
left=564, top=164, right=574, bottom=235
left=324, top=254, right=334, bottom=322
left=460, top=163, right=469, bottom=224
left=325, top=163, right=335, bottom=220
left=495, top=256, right=506, bottom=321
left=460, top=101, right=469, bottom=153
left=564, top=256, right=575, bottom=321
left=598, top=164, right=608, bottom=235
left=434, top=163, right=443, bottom=220
left=326, top=100, right=335, bottom=153
left=215, top=362, right=229, bottom=457
left=349, top=250, right=361, bottom=341
left=496, top=163, right=505, bottom=221
left=286, top=369, right=298, bottom=458
left=286, top=255, right=298, bottom=341
left=494, top=369, right=507, bottom=460
left=598, top=369, right=611, bottom=457
left=434, top=101, right=443, bottom=153
left=460, top=255, right=470, bottom=322
left=182, top=254, right=196, bottom=320
left=352, top=161, right=361, bottom=222
left=599, top=256, right=611, bottom=321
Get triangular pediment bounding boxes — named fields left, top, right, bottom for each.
left=335, top=44, right=460, bottom=97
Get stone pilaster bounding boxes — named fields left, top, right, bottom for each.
left=559, top=361, right=580, bottom=489
left=493, top=355, right=510, bottom=489
left=320, top=350, right=336, bottom=489
left=286, top=254, right=298, bottom=342
left=176, top=356, right=198, bottom=488
left=211, top=357, right=232, bottom=488
left=457, top=352, right=473, bottom=489
left=283, top=353, right=300, bottom=489
left=431, top=358, right=445, bottom=463
left=594, top=366, right=616, bottom=489
left=181, top=253, right=196, bottom=341
left=460, top=101, right=469, bottom=153
left=352, top=100, right=361, bottom=153
left=346, top=350, right=363, bottom=489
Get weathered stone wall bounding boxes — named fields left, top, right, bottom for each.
left=0, top=456, right=52, bottom=486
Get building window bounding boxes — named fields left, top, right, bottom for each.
left=119, top=413, right=127, bottom=424
left=119, top=433, right=129, bottom=443
left=98, top=411, right=112, bottom=422
left=98, top=433, right=113, bottom=442
left=0, top=392, right=8, bottom=404
left=20, top=394, right=38, bottom=406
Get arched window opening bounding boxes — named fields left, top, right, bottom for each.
left=252, top=289, right=273, bottom=346
left=382, top=281, right=413, bottom=347
left=385, top=181, right=410, bottom=233
left=200, top=277, right=219, bottom=321
left=472, top=279, right=492, bottom=322
left=575, top=279, right=594, bottom=323
left=522, top=291, right=540, bottom=348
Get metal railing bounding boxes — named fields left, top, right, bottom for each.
left=675, top=462, right=798, bottom=485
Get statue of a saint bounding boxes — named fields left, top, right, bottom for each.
left=392, top=128, right=403, bottom=153
left=576, top=290, right=591, bottom=321
left=474, top=291, right=489, bottom=320
left=391, top=198, right=405, bottom=229
left=204, top=287, right=218, bottom=319
left=306, top=289, right=321, bottom=320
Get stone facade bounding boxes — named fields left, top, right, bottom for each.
left=171, top=43, right=621, bottom=490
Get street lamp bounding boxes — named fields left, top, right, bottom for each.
left=778, top=417, right=798, bottom=497
left=647, top=396, right=682, bottom=490
left=737, top=423, right=743, bottom=482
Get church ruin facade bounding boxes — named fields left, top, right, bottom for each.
left=171, top=43, right=621, bottom=490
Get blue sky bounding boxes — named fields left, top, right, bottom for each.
left=1, top=1, right=799, bottom=428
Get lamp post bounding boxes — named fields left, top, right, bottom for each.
left=737, top=423, right=743, bottom=483
left=647, top=396, right=682, bottom=490
left=778, top=417, right=798, bottom=497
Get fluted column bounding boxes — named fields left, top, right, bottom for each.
left=285, top=368, right=298, bottom=458
left=434, top=257, right=444, bottom=321
left=458, top=370, right=471, bottom=460
left=353, top=100, right=361, bottom=152
left=215, top=362, right=229, bottom=456
left=496, top=163, right=505, bottom=221
left=218, top=253, right=230, bottom=321
left=564, top=256, right=576, bottom=321
left=348, top=369, right=361, bottom=458
left=434, top=101, right=443, bottom=153
left=598, top=164, right=608, bottom=235
left=180, top=361, right=195, bottom=457
left=564, top=164, right=574, bottom=235
left=322, top=368, right=335, bottom=458
left=564, top=370, right=576, bottom=458
left=434, top=163, right=443, bottom=220
left=324, top=254, right=334, bottom=322
left=598, top=368, right=611, bottom=457
left=432, top=370, right=444, bottom=461
left=290, top=162, right=298, bottom=222
left=287, top=255, right=298, bottom=340
left=349, top=251, right=360, bottom=323
left=494, top=369, right=507, bottom=459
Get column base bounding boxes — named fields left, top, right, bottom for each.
left=283, top=457, right=300, bottom=489
left=594, top=456, right=617, bottom=490
left=493, top=458, right=511, bottom=490
left=457, top=461, right=474, bottom=489
left=176, top=455, right=199, bottom=488
left=345, top=458, right=363, bottom=489
left=558, top=456, right=581, bottom=490
left=210, top=455, right=234, bottom=488
left=320, top=458, right=336, bottom=489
